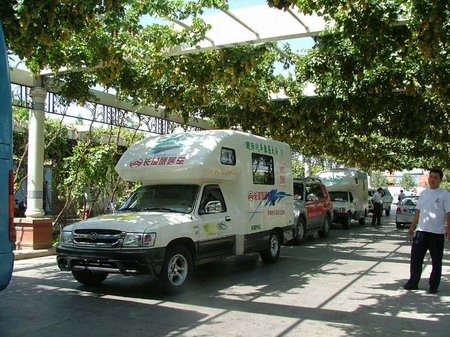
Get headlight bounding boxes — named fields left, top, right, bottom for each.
left=123, top=233, right=156, bottom=247
left=60, top=231, right=74, bottom=245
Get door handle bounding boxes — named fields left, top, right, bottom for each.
left=225, top=216, right=231, bottom=222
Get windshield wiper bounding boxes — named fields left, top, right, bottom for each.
left=118, top=207, right=137, bottom=212
left=141, top=207, right=181, bottom=213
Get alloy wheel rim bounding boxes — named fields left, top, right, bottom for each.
left=168, top=253, right=188, bottom=286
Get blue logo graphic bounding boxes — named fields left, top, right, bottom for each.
left=264, top=189, right=291, bottom=206
left=248, top=189, right=292, bottom=222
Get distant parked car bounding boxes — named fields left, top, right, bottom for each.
left=293, top=177, right=333, bottom=244
left=395, top=195, right=420, bottom=229
left=368, top=188, right=393, bottom=216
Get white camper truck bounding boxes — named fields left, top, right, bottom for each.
left=57, top=130, right=294, bottom=294
left=315, top=169, right=369, bottom=228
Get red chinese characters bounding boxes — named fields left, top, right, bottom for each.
left=247, top=191, right=269, bottom=201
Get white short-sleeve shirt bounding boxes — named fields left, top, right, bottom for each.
left=416, top=188, right=450, bottom=234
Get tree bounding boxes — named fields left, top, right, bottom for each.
left=292, top=158, right=305, bottom=178
left=12, top=105, right=144, bottom=225
left=2, top=0, right=449, bottom=170
left=401, top=173, right=416, bottom=191
left=371, top=171, right=387, bottom=188
left=441, top=170, right=450, bottom=192
left=267, top=1, right=450, bottom=170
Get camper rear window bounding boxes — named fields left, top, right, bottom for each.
left=220, top=147, right=236, bottom=165
left=252, top=153, right=274, bottom=185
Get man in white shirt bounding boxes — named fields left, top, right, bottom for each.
left=371, top=187, right=383, bottom=226
left=403, top=168, right=450, bottom=293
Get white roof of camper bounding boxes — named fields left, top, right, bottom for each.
left=316, top=169, right=366, bottom=188
left=115, top=130, right=289, bottom=183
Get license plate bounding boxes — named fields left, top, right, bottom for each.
left=409, top=209, right=416, bottom=214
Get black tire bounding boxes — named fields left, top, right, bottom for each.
left=318, top=215, right=330, bottom=238
left=343, top=212, right=351, bottom=229
left=160, top=245, right=192, bottom=295
left=385, top=208, right=390, bottom=216
left=396, top=222, right=402, bottom=229
left=260, top=231, right=281, bottom=264
left=292, top=217, right=307, bottom=245
left=359, top=216, right=365, bottom=226
left=72, top=270, right=108, bottom=286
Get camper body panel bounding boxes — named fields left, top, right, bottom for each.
left=316, top=169, right=369, bottom=224
left=57, top=131, right=294, bottom=289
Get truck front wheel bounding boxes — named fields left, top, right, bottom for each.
left=260, top=231, right=281, bottom=264
left=343, top=212, right=351, bottom=229
left=72, top=270, right=108, bottom=286
left=160, top=245, right=192, bottom=295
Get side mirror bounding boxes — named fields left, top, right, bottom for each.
left=204, top=201, right=223, bottom=214
left=307, top=194, right=315, bottom=201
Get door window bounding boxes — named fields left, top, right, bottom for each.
left=306, top=184, right=323, bottom=201
left=199, top=185, right=227, bottom=214
left=294, top=182, right=304, bottom=200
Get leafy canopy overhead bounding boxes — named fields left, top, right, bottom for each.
left=1, top=0, right=449, bottom=171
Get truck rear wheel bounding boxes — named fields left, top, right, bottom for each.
left=385, top=208, right=390, bottom=216
left=260, top=231, right=281, bottom=264
left=72, top=270, right=108, bottom=286
left=160, top=245, right=192, bottom=295
left=293, top=217, right=306, bottom=244
left=318, top=215, right=330, bottom=238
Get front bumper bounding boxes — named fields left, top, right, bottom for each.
left=56, top=246, right=166, bottom=280
left=333, top=210, right=347, bottom=218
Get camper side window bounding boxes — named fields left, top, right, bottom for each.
left=199, top=185, right=227, bottom=214
left=252, top=153, right=274, bottom=185
left=220, top=147, right=236, bottom=165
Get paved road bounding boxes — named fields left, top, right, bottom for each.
left=1, top=209, right=449, bottom=337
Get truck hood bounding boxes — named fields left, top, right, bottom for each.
left=64, top=212, right=193, bottom=232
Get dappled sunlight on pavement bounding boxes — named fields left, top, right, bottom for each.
left=2, top=207, right=449, bottom=337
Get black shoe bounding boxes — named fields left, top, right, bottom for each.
left=403, top=283, right=418, bottom=290
left=427, top=288, right=438, bottom=294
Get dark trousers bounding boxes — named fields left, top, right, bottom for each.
left=372, top=203, right=382, bottom=225
left=408, top=231, right=445, bottom=290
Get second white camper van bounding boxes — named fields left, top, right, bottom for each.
left=57, top=130, right=294, bottom=294
left=316, top=169, right=369, bottom=229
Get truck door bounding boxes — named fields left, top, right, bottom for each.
left=305, top=183, right=323, bottom=228
left=196, top=184, right=235, bottom=260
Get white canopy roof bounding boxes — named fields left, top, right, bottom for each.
left=169, top=4, right=326, bottom=55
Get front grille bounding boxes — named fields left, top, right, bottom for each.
left=73, top=229, right=124, bottom=248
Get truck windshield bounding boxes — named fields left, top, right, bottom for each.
left=329, top=191, right=349, bottom=202
left=119, top=185, right=199, bottom=214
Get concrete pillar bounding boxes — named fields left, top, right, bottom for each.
left=25, top=87, right=47, bottom=218
left=304, top=159, right=311, bottom=177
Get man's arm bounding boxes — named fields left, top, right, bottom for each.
left=408, top=210, right=420, bottom=236
left=446, top=212, right=450, bottom=240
